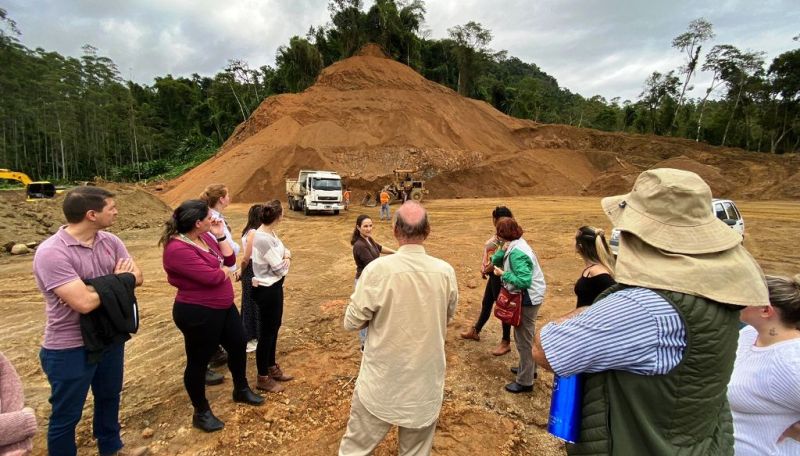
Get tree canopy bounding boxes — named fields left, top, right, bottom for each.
left=1, top=4, right=798, bottom=185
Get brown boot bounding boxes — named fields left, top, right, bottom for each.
left=460, top=326, right=480, bottom=341
left=256, top=375, right=285, bottom=393
left=491, top=339, right=511, bottom=356
left=268, top=364, right=294, bottom=382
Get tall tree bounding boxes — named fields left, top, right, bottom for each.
left=670, top=18, right=714, bottom=133
left=275, top=36, right=323, bottom=93
left=710, top=45, right=765, bottom=146
left=638, top=71, right=679, bottom=134
left=765, top=48, right=800, bottom=152
left=447, top=21, right=492, bottom=96
left=328, top=0, right=367, bottom=58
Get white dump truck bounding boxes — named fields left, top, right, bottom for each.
left=286, top=170, right=344, bottom=215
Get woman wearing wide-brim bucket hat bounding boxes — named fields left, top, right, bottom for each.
left=602, top=168, right=768, bottom=307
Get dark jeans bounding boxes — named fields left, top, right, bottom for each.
left=240, top=263, right=260, bottom=341
left=39, top=342, right=125, bottom=456
left=474, top=274, right=511, bottom=341
left=172, top=302, right=248, bottom=412
left=254, top=277, right=285, bottom=375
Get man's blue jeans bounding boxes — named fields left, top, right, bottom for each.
left=380, top=203, right=390, bottom=221
left=39, top=342, right=125, bottom=456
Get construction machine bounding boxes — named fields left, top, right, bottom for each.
left=381, top=169, right=428, bottom=204
left=0, top=169, right=57, bottom=199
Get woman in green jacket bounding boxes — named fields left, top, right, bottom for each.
left=491, top=217, right=547, bottom=393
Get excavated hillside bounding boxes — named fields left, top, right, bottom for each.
left=162, top=44, right=800, bottom=205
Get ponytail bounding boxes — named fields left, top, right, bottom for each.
left=576, top=226, right=616, bottom=277
left=158, top=217, right=179, bottom=248
left=199, top=184, right=227, bottom=209
left=159, top=200, right=209, bottom=248
left=592, top=228, right=616, bottom=278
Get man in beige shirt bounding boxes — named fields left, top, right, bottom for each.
left=340, top=201, right=458, bottom=456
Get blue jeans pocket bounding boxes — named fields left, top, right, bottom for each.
left=40, top=347, right=87, bottom=381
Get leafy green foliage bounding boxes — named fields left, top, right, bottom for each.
left=1, top=6, right=797, bottom=186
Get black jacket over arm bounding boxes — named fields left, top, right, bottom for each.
left=80, top=272, right=139, bottom=363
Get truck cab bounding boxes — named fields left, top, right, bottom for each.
left=286, top=170, right=344, bottom=215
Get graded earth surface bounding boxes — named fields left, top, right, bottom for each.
left=1, top=194, right=798, bottom=455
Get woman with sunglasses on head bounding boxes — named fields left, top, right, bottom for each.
left=161, top=200, right=263, bottom=433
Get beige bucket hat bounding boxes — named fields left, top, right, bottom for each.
left=602, top=168, right=768, bottom=306
left=601, top=168, right=741, bottom=254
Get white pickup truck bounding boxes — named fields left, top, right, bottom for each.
left=609, top=198, right=744, bottom=254
left=286, top=170, right=344, bottom=215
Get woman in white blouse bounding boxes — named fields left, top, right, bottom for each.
left=729, top=274, right=800, bottom=455
left=251, top=200, right=293, bottom=393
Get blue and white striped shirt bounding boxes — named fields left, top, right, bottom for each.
left=540, top=287, right=686, bottom=377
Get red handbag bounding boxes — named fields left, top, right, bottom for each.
left=494, top=287, right=523, bottom=327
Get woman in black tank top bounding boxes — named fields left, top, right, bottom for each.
left=574, top=226, right=616, bottom=307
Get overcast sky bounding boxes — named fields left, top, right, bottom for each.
left=5, top=0, right=799, bottom=101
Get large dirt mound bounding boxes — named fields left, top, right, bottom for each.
left=0, top=184, right=172, bottom=250
left=163, top=44, right=799, bottom=205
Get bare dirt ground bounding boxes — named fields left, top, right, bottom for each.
left=2, top=196, right=798, bottom=455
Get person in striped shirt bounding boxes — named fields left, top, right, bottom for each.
left=533, top=168, right=769, bottom=455
left=728, top=274, right=800, bottom=455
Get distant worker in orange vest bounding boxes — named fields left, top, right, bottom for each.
left=379, top=190, right=391, bottom=221
left=343, top=188, right=351, bottom=211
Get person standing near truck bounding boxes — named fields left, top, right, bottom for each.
left=379, top=190, right=390, bottom=221
left=343, top=188, right=351, bottom=211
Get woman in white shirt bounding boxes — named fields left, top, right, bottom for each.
left=729, top=274, right=800, bottom=455
left=251, top=200, right=293, bottom=393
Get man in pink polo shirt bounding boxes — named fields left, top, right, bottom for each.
left=33, top=186, right=147, bottom=456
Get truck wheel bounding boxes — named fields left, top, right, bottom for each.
left=411, top=189, right=423, bottom=201
left=303, top=204, right=309, bottom=216
left=334, top=210, right=340, bottom=215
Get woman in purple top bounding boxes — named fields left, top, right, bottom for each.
left=160, top=200, right=264, bottom=433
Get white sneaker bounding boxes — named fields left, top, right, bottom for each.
left=246, top=340, right=258, bottom=353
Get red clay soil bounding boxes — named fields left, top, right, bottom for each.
left=162, top=44, right=800, bottom=206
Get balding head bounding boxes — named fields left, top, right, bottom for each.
left=394, top=201, right=430, bottom=244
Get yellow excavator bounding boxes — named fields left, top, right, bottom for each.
left=0, top=169, right=57, bottom=199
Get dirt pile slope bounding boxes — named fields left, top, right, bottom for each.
left=0, top=184, right=171, bottom=250
left=163, top=44, right=799, bottom=205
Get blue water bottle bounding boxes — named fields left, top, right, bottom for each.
left=547, top=374, right=583, bottom=443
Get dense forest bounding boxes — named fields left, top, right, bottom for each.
left=1, top=1, right=798, bottom=184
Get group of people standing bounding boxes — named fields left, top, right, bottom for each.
left=17, top=168, right=800, bottom=456
left=160, top=188, right=294, bottom=432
